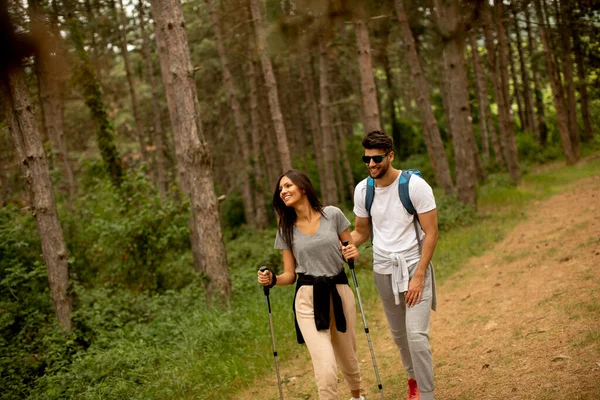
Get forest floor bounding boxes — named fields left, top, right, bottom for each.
left=236, top=172, right=600, bottom=400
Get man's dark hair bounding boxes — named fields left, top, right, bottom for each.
left=362, top=130, right=393, bottom=153
left=272, top=169, right=325, bottom=249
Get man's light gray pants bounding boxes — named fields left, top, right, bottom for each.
left=373, top=262, right=434, bottom=400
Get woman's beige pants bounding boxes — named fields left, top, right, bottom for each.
left=295, top=284, right=361, bottom=400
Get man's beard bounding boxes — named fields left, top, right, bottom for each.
left=368, top=162, right=389, bottom=179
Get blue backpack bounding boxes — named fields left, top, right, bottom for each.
left=365, top=169, right=423, bottom=250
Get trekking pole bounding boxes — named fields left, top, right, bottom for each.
left=259, top=266, right=284, bottom=400
left=342, top=241, right=384, bottom=399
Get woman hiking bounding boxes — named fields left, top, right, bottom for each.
left=258, top=169, right=365, bottom=400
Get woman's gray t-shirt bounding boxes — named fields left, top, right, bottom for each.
left=274, top=206, right=350, bottom=277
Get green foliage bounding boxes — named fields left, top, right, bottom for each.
left=63, top=164, right=192, bottom=291
left=219, top=190, right=247, bottom=231
left=515, top=132, right=564, bottom=164
left=225, top=227, right=281, bottom=293
left=401, top=152, right=436, bottom=185
left=0, top=206, right=76, bottom=398
left=24, top=250, right=298, bottom=400
left=435, top=192, right=478, bottom=232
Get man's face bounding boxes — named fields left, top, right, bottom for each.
left=363, top=149, right=393, bottom=179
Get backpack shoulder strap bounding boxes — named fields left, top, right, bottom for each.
left=365, top=176, right=375, bottom=216
left=365, top=177, right=375, bottom=244
left=398, top=169, right=418, bottom=215
left=399, top=169, right=424, bottom=252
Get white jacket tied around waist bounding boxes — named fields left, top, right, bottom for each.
left=373, top=246, right=421, bottom=305
left=373, top=245, right=438, bottom=311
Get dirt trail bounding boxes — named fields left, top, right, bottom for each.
left=238, top=175, right=600, bottom=400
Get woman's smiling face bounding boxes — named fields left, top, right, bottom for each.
left=279, top=176, right=303, bottom=207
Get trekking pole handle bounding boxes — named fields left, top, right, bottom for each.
left=259, top=266, right=271, bottom=296
left=342, top=240, right=355, bottom=270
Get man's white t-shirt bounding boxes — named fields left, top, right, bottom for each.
left=353, top=171, right=436, bottom=275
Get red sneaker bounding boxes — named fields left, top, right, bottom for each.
left=407, top=378, right=421, bottom=400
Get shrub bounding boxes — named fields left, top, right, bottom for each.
left=62, top=166, right=192, bottom=291
left=435, top=192, right=478, bottom=232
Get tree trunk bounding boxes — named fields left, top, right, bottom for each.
left=394, top=0, right=454, bottom=195
left=354, top=16, right=381, bottom=133
left=511, top=3, right=538, bottom=140
left=298, top=52, right=326, bottom=189
left=524, top=2, right=548, bottom=143
left=318, top=38, right=339, bottom=206
left=506, top=23, right=526, bottom=132
left=494, top=1, right=521, bottom=184
left=139, top=0, right=167, bottom=199
left=482, top=3, right=519, bottom=181
left=381, top=25, right=403, bottom=159
left=207, top=0, right=255, bottom=227
left=440, top=34, right=477, bottom=206
left=83, top=0, right=104, bottom=83
left=469, top=30, right=494, bottom=164
left=433, top=0, right=481, bottom=205
left=3, top=68, right=72, bottom=331
left=247, top=50, right=268, bottom=229
left=572, top=26, right=594, bottom=141
left=248, top=0, right=292, bottom=173
left=333, top=106, right=355, bottom=199
left=115, top=0, right=149, bottom=167
left=65, top=0, right=123, bottom=187
left=555, top=0, right=580, bottom=159
left=29, top=0, right=75, bottom=202
left=151, top=0, right=231, bottom=298
left=153, top=7, right=204, bottom=273
left=533, top=0, right=577, bottom=164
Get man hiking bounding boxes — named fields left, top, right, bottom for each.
left=350, top=130, right=438, bottom=400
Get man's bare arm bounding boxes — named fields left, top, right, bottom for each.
left=350, top=216, right=371, bottom=247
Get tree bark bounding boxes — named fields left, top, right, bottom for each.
left=65, top=0, right=124, bottom=187
left=318, top=37, right=339, bottom=206
left=114, top=0, right=149, bottom=167
left=3, top=67, right=72, bottom=331
left=381, top=24, right=403, bottom=159
left=151, top=0, right=231, bottom=298
left=394, top=0, right=454, bottom=195
left=207, top=0, right=255, bottom=227
left=481, top=3, right=520, bottom=181
left=83, top=0, right=104, bottom=83
left=511, top=3, right=538, bottom=140
left=139, top=0, right=167, bottom=199
left=333, top=106, right=355, bottom=199
left=354, top=16, right=381, bottom=133
left=298, top=52, right=326, bottom=189
left=554, top=0, right=580, bottom=158
left=494, top=1, right=521, bottom=184
left=506, top=22, right=526, bottom=132
left=440, top=41, right=486, bottom=184
left=533, top=0, right=577, bottom=164
left=152, top=3, right=204, bottom=272
left=572, top=24, right=594, bottom=141
left=524, top=2, right=548, bottom=143
left=469, top=30, right=495, bottom=164
left=248, top=0, right=292, bottom=173
left=433, top=0, right=478, bottom=206
left=247, top=51, right=268, bottom=229
left=29, top=0, right=75, bottom=202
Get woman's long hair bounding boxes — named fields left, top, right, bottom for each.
left=272, top=169, right=324, bottom=249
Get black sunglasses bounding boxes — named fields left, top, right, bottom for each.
left=362, top=153, right=389, bottom=164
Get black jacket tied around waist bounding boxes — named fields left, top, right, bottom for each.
left=293, top=268, right=349, bottom=344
